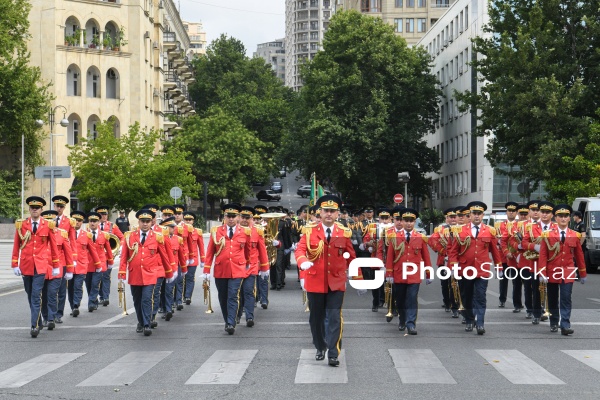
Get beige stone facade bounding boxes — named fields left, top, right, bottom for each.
left=183, top=20, right=207, bottom=57
left=26, top=0, right=194, bottom=214
left=337, top=0, right=456, bottom=46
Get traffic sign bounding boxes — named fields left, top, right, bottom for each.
left=170, top=186, right=182, bottom=201
left=393, top=193, right=404, bottom=204
left=34, top=166, right=71, bottom=179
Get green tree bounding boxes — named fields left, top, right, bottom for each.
left=458, top=0, right=600, bottom=201
left=167, top=108, right=274, bottom=212
left=282, top=10, right=441, bottom=205
left=67, top=121, right=199, bottom=213
left=0, top=170, right=20, bottom=218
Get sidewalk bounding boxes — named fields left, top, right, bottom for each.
left=0, top=240, right=22, bottom=293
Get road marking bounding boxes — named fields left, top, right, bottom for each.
left=0, top=353, right=85, bottom=388
left=389, top=349, right=456, bottom=384
left=417, top=296, right=436, bottom=305
left=185, top=350, right=257, bottom=384
left=0, top=289, right=24, bottom=297
left=562, top=350, right=600, bottom=373
left=476, top=350, right=564, bottom=384
left=95, top=308, right=136, bottom=326
left=295, top=349, right=347, bottom=383
left=586, top=298, right=600, bottom=305
left=77, top=351, right=171, bottom=387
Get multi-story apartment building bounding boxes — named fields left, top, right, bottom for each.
left=183, top=20, right=207, bottom=57
left=285, top=0, right=334, bottom=90
left=254, top=39, right=286, bottom=83
left=26, top=0, right=195, bottom=212
left=417, top=0, right=545, bottom=212
left=337, top=0, right=457, bottom=46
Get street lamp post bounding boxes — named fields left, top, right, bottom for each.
left=36, top=106, right=68, bottom=202
left=398, top=172, right=410, bottom=208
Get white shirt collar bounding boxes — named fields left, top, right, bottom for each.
left=321, top=223, right=334, bottom=232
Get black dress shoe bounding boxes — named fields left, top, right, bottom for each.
left=461, top=318, right=466, bottom=324
left=452, top=310, right=459, bottom=318
left=540, top=315, right=548, bottom=322
left=270, top=285, right=276, bottom=290
left=476, top=326, right=486, bottom=335
left=161, top=314, right=166, bottom=319
left=30, top=327, right=39, bottom=338
left=42, top=320, right=48, bottom=327
left=532, top=317, right=540, bottom=325
left=136, top=323, right=143, bottom=333
left=165, top=311, right=173, bottom=321
left=143, top=326, right=152, bottom=336
left=236, top=316, right=241, bottom=324
left=150, top=320, right=158, bottom=328
left=550, top=325, right=558, bottom=333
left=185, top=298, right=191, bottom=305
left=398, top=324, right=406, bottom=331
left=525, top=312, right=533, bottom=319
left=261, top=303, right=268, bottom=309
left=372, top=306, right=378, bottom=312
left=498, top=302, right=505, bottom=308
left=72, top=308, right=80, bottom=317
left=465, top=323, right=473, bottom=332
left=386, top=315, right=393, bottom=323
left=55, top=317, right=63, bottom=324
left=444, top=307, right=450, bottom=312
left=513, top=308, right=522, bottom=313
left=276, top=286, right=282, bottom=291
left=157, top=308, right=165, bottom=314
left=103, top=300, right=109, bottom=307
left=88, top=306, right=95, bottom=312
left=315, top=350, right=325, bottom=361
left=561, top=328, right=574, bottom=336
left=225, top=325, right=235, bottom=335
left=47, top=321, right=55, bottom=330
left=407, top=327, right=418, bottom=335
left=246, top=319, right=254, bottom=327
left=328, top=357, right=339, bottom=367
left=176, top=304, right=184, bottom=311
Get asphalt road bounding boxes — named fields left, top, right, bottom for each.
left=245, top=170, right=312, bottom=214
left=1, top=258, right=600, bottom=399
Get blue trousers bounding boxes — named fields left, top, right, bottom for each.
left=257, top=274, right=269, bottom=305
left=184, top=266, right=197, bottom=300
left=306, top=290, right=345, bottom=359
left=68, top=274, right=85, bottom=310
left=460, top=278, right=488, bottom=326
left=226, top=278, right=246, bottom=326
left=522, top=269, right=541, bottom=315
left=41, top=278, right=62, bottom=322
left=548, top=282, right=573, bottom=329
left=175, top=266, right=184, bottom=305
left=214, top=278, right=230, bottom=324
left=22, top=273, right=45, bottom=328
left=152, top=277, right=164, bottom=317
left=236, top=276, right=257, bottom=321
left=99, top=267, right=113, bottom=301
left=131, top=284, right=154, bottom=328
left=85, top=271, right=102, bottom=309
left=57, top=267, right=67, bottom=318
left=394, top=283, right=420, bottom=329
left=164, top=277, right=176, bottom=312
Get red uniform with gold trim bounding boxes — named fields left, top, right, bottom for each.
left=99, top=220, right=124, bottom=240
left=12, top=218, right=60, bottom=275
left=46, top=229, right=75, bottom=279
left=499, top=220, right=519, bottom=268
left=169, top=234, right=188, bottom=273
left=447, top=223, right=502, bottom=277
left=73, top=229, right=101, bottom=275
left=428, top=224, right=451, bottom=266
left=294, top=223, right=358, bottom=293
left=118, top=229, right=173, bottom=285
left=385, top=230, right=432, bottom=284
left=203, top=225, right=252, bottom=279
left=538, top=228, right=586, bottom=283
left=189, top=227, right=206, bottom=266
left=175, top=223, right=194, bottom=264
left=246, top=226, right=269, bottom=277
left=152, top=225, right=176, bottom=279
left=86, top=229, right=114, bottom=273
left=56, top=215, right=77, bottom=257
left=520, top=221, right=557, bottom=273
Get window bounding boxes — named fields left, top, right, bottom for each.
left=441, top=142, right=444, bottom=163
left=455, top=55, right=459, bottom=78
left=464, top=48, right=469, bottom=71
left=441, top=67, right=444, bottom=85
left=417, top=18, right=426, bottom=32
left=464, top=132, right=468, bottom=155
left=459, top=52, right=463, bottom=73
left=460, top=11, right=464, bottom=32
left=450, top=60, right=453, bottom=81
left=418, top=0, right=426, bottom=7
left=465, top=6, right=468, bottom=26
left=407, top=0, right=415, bottom=7
left=450, top=99, right=454, bottom=120
left=395, top=0, right=403, bottom=7
left=361, top=0, right=380, bottom=12
left=458, top=134, right=463, bottom=157
left=406, top=18, right=414, bottom=33
left=394, top=18, right=403, bottom=32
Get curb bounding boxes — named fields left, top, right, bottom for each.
left=0, top=281, right=23, bottom=295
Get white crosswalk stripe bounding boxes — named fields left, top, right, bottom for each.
left=0, top=353, right=85, bottom=389
left=185, top=350, right=258, bottom=385
left=562, top=350, right=600, bottom=373
left=389, top=349, right=457, bottom=384
left=77, top=351, right=172, bottom=387
left=476, top=350, right=565, bottom=384
left=295, top=349, right=347, bottom=383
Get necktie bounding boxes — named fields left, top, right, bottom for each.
left=474, top=225, right=479, bottom=238
left=56, top=217, right=60, bottom=226
left=92, top=231, right=96, bottom=243
left=141, top=232, right=146, bottom=245
left=32, top=222, right=37, bottom=234
left=101, top=223, right=104, bottom=231
left=561, top=231, right=565, bottom=244
left=543, top=225, right=548, bottom=231
left=326, top=228, right=331, bottom=243
left=406, top=231, right=411, bottom=243
left=229, top=227, right=233, bottom=239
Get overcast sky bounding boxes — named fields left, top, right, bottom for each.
left=178, top=0, right=286, bottom=56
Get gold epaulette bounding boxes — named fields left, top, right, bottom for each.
left=87, top=232, right=93, bottom=240
left=442, top=228, right=450, bottom=236
left=343, top=228, right=352, bottom=238
left=178, top=236, right=184, bottom=245
left=451, top=225, right=462, bottom=234
left=15, top=219, right=24, bottom=230
left=541, top=230, right=550, bottom=238
left=256, top=227, right=264, bottom=237
left=301, top=224, right=315, bottom=235
left=103, top=232, right=110, bottom=240
left=155, top=232, right=164, bottom=244
left=48, top=220, right=56, bottom=229
left=162, top=227, right=169, bottom=236
left=60, top=229, right=69, bottom=239
left=187, top=224, right=194, bottom=233
left=420, top=232, right=429, bottom=244
left=196, top=228, right=203, bottom=235
left=335, top=221, right=345, bottom=229
left=124, top=231, right=132, bottom=240
left=211, top=226, right=219, bottom=234
left=488, top=226, right=497, bottom=236
left=434, top=226, right=442, bottom=234
left=576, top=232, right=582, bottom=239
left=69, top=217, right=76, bottom=228
left=244, top=227, right=251, bottom=236
left=177, top=225, right=184, bottom=234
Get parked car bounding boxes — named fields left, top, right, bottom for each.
left=279, top=168, right=286, bottom=178
left=270, top=181, right=282, bottom=193
left=257, top=190, right=281, bottom=202
left=415, top=218, right=427, bottom=235
left=297, top=185, right=311, bottom=198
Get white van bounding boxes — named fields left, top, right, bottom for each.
left=572, top=196, right=600, bottom=273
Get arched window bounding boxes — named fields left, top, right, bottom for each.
left=66, top=64, right=81, bottom=96
left=87, top=115, right=100, bottom=140
left=84, top=19, right=100, bottom=48
left=106, top=68, right=119, bottom=99
left=108, top=116, right=120, bottom=138
left=86, top=66, right=101, bottom=98
left=104, top=21, right=119, bottom=49
left=64, top=16, right=81, bottom=46
left=67, top=113, right=82, bottom=145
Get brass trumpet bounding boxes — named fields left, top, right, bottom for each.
left=384, top=281, right=393, bottom=322
left=451, top=277, right=464, bottom=312
left=539, top=281, right=551, bottom=318
left=302, top=290, right=310, bottom=312
left=108, top=233, right=121, bottom=257
left=117, top=280, right=128, bottom=315
left=203, top=279, right=214, bottom=314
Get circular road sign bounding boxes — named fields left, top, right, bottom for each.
left=170, top=186, right=182, bottom=200
left=394, top=193, right=404, bottom=204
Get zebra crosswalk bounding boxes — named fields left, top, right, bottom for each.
left=1, top=348, right=600, bottom=389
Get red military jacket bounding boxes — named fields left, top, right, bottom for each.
left=99, top=220, right=124, bottom=240
left=152, top=225, right=175, bottom=279
left=118, top=229, right=173, bottom=286
left=73, top=229, right=101, bottom=275
left=86, top=229, right=114, bottom=272
left=175, top=223, right=194, bottom=262
left=447, top=223, right=502, bottom=278
left=188, top=227, right=206, bottom=266
left=12, top=218, right=60, bottom=275
left=245, top=226, right=269, bottom=277
left=499, top=220, right=519, bottom=268
left=46, top=228, right=75, bottom=279
left=517, top=221, right=557, bottom=273
left=295, top=223, right=357, bottom=293
left=204, top=224, right=252, bottom=279
left=538, top=227, right=587, bottom=284
left=56, top=215, right=77, bottom=259
left=385, top=229, right=432, bottom=284
left=375, top=226, right=398, bottom=262
left=169, top=234, right=188, bottom=273
left=428, top=224, right=451, bottom=266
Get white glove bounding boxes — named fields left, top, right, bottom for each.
left=107, top=263, right=114, bottom=269
left=182, top=270, right=188, bottom=276
left=13, top=267, right=22, bottom=276
left=300, top=278, right=305, bottom=290
left=95, top=267, right=102, bottom=273
left=284, top=248, right=292, bottom=256
left=368, top=246, right=374, bottom=253
left=172, top=270, right=178, bottom=281
left=52, top=268, right=60, bottom=277
left=539, top=275, right=548, bottom=283
left=357, top=289, right=367, bottom=296
left=359, top=243, right=366, bottom=251
left=259, top=270, right=270, bottom=279
left=518, top=244, right=523, bottom=250
left=166, top=277, right=175, bottom=284
left=426, top=278, right=433, bottom=285
left=498, top=270, right=504, bottom=279
left=64, top=272, right=73, bottom=281
left=118, top=278, right=126, bottom=284
left=272, top=239, right=280, bottom=247
left=300, top=261, right=313, bottom=270
left=73, top=261, right=77, bottom=267
left=292, top=243, right=298, bottom=250
left=351, top=239, right=358, bottom=245
left=386, top=276, right=394, bottom=284
left=202, top=273, right=210, bottom=280
left=200, top=262, right=205, bottom=268
left=534, top=244, right=541, bottom=253
left=580, top=277, right=587, bottom=284
left=188, top=259, right=194, bottom=266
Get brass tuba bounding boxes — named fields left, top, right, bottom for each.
left=261, top=212, right=287, bottom=265
left=108, top=233, right=120, bottom=257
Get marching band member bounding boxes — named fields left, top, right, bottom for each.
left=12, top=197, right=61, bottom=337
left=155, top=205, right=175, bottom=319
left=85, top=212, right=114, bottom=312
left=51, top=196, right=76, bottom=324
left=183, top=211, right=205, bottom=305
left=118, top=209, right=175, bottom=336
left=361, top=207, right=392, bottom=312
left=160, top=216, right=187, bottom=322
left=96, top=205, right=124, bottom=307
left=428, top=207, right=458, bottom=316
left=538, top=204, right=587, bottom=335
left=254, top=205, right=271, bottom=308
left=498, top=202, right=519, bottom=309
left=174, top=204, right=194, bottom=310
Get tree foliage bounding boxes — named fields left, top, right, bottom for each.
left=67, top=121, right=199, bottom=212
left=0, top=170, right=20, bottom=218
left=458, top=0, right=600, bottom=201
left=281, top=10, right=441, bottom=205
